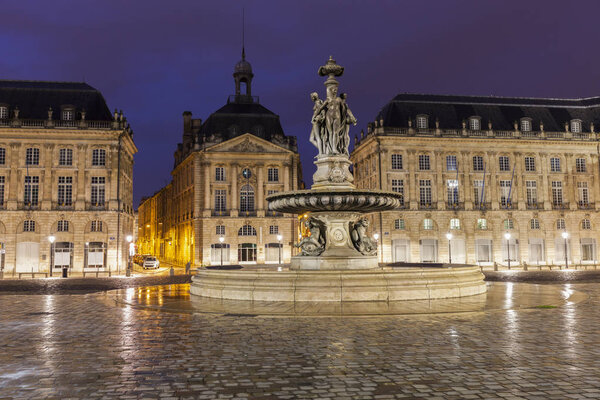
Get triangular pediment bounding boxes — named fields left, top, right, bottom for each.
left=206, top=133, right=293, bottom=154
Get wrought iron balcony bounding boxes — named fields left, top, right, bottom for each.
left=86, top=202, right=107, bottom=211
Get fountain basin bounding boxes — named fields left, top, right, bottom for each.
left=190, top=265, right=486, bottom=302
left=267, top=189, right=403, bottom=214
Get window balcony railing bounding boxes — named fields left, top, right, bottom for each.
left=526, top=202, right=543, bottom=210
left=212, top=210, right=230, bottom=217
left=446, top=202, right=464, bottom=210
left=419, top=202, right=435, bottom=210
left=239, top=210, right=257, bottom=217
left=500, top=202, right=516, bottom=210
left=53, top=202, right=74, bottom=210
left=265, top=210, right=283, bottom=217
left=86, top=202, right=107, bottom=211
left=578, top=202, right=594, bottom=210
left=473, top=202, right=491, bottom=211
left=552, top=202, right=569, bottom=210
left=18, top=201, right=40, bottom=210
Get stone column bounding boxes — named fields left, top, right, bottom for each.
left=203, top=161, right=211, bottom=212
left=8, top=143, right=20, bottom=210
left=257, top=163, right=264, bottom=215
left=41, top=144, right=54, bottom=210
left=231, top=163, right=238, bottom=216
left=540, top=153, right=550, bottom=210
left=76, top=144, right=86, bottom=211
left=284, top=163, right=290, bottom=192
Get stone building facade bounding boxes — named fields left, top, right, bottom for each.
left=137, top=51, right=303, bottom=266
left=0, top=81, right=137, bottom=276
left=351, top=94, right=600, bottom=267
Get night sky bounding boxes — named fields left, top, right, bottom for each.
left=3, top=0, right=600, bottom=207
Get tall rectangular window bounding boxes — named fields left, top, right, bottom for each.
left=418, top=155, right=430, bottom=171
left=552, top=181, right=563, bottom=206
left=526, top=180, right=537, bottom=205
left=0, top=147, right=5, bottom=165
left=473, top=179, right=484, bottom=206
left=500, top=180, right=511, bottom=207
left=419, top=179, right=432, bottom=206
left=446, top=155, right=457, bottom=171
left=578, top=182, right=589, bottom=206
left=92, top=149, right=106, bottom=166
left=59, top=148, right=73, bottom=166
left=91, top=220, right=103, bottom=232
left=576, top=158, right=587, bottom=173
left=215, top=167, right=225, bottom=181
left=499, top=156, right=510, bottom=172
left=57, top=220, right=69, bottom=232
left=216, top=225, right=225, bottom=235
left=91, top=177, right=106, bottom=205
left=550, top=157, right=561, bottom=172
left=214, top=189, right=227, bottom=212
left=24, top=176, right=39, bottom=206
left=0, top=176, right=4, bottom=206
left=268, top=168, right=279, bottom=182
left=447, top=179, right=459, bottom=205
left=525, top=157, right=536, bottom=172
left=391, top=154, right=403, bottom=170
left=26, top=148, right=39, bottom=165
left=0, top=106, right=7, bottom=119
left=58, top=176, right=73, bottom=206
left=472, top=156, right=484, bottom=171
left=391, top=179, right=404, bottom=207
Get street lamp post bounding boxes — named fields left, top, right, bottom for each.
left=219, top=236, right=225, bottom=267
left=445, top=233, right=453, bottom=264
left=48, top=235, right=55, bottom=277
left=562, top=231, right=569, bottom=269
left=277, top=234, right=283, bottom=269
left=126, top=235, right=133, bottom=277
left=504, top=232, right=512, bottom=270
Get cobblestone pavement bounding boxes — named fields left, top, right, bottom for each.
left=1, top=281, right=600, bottom=399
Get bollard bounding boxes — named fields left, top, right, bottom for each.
left=170, top=267, right=175, bottom=276
left=493, top=262, right=498, bottom=271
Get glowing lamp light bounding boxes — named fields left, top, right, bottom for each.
left=126, top=235, right=133, bottom=243
left=219, top=236, right=225, bottom=243
left=48, top=235, right=56, bottom=244
left=445, top=232, right=453, bottom=241
left=373, top=233, right=379, bottom=241
left=277, top=234, right=283, bottom=242
left=504, top=232, right=511, bottom=240
left=562, top=231, right=569, bottom=239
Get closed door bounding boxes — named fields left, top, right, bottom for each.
left=16, top=242, right=40, bottom=272
left=392, top=240, right=409, bottom=262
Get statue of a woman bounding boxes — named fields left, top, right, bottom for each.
left=338, top=93, right=357, bottom=155
left=309, top=93, right=325, bottom=155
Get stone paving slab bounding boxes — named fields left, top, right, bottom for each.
left=1, top=282, right=600, bottom=398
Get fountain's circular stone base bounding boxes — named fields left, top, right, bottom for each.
left=190, top=266, right=486, bottom=302
left=290, top=254, right=378, bottom=270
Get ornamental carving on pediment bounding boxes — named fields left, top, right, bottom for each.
left=228, top=138, right=269, bottom=153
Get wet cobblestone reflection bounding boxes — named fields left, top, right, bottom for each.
left=1, top=282, right=599, bottom=399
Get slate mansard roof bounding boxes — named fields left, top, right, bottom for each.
left=376, top=93, right=600, bottom=131
left=199, top=95, right=297, bottom=152
left=0, top=80, right=112, bottom=121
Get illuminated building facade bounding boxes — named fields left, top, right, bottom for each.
left=0, top=80, right=136, bottom=275
left=352, top=94, right=600, bottom=267
left=137, top=51, right=303, bottom=266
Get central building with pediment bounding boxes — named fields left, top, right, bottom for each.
left=137, top=50, right=303, bottom=267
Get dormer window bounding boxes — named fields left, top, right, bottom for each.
left=0, top=106, right=7, bottom=119
left=62, top=109, right=74, bottom=121
left=468, top=117, right=481, bottom=131
left=416, top=115, right=428, bottom=129
left=520, top=118, right=532, bottom=132
left=570, top=119, right=582, bottom=133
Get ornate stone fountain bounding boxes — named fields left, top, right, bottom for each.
left=267, top=56, right=402, bottom=270
left=190, top=57, right=486, bottom=303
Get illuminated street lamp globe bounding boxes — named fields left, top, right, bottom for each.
left=562, top=231, right=569, bottom=239
left=504, top=232, right=511, bottom=240
left=219, top=236, right=225, bottom=243
left=373, top=233, right=379, bottom=241
left=445, top=233, right=453, bottom=241
left=126, top=235, right=133, bottom=243
left=48, top=235, right=56, bottom=244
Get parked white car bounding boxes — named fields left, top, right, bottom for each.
left=143, top=257, right=160, bottom=269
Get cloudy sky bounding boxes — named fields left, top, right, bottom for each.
left=2, top=0, right=600, bottom=205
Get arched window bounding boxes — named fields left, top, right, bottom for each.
left=556, top=218, right=566, bottom=230
left=90, top=220, right=103, bottom=232
left=570, top=119, right=582, bottom=133
left=530, top=218, right=540, bottom=230
left=240, top=185, right=254, bottom=212
left=477, top=218, right=488, bottom=230
left=23, top=220, right=35, bottom=232
left=582, top=219, right=592, bottom=230
left=450, top=218, right=460, bottom=230
left=520, top=118, right=532, bottom=132
left=503, top=219, right=514, bottom=230
left=238, top=225, right=257, bottom=236
left=423, top=219, right=433, bottom=230
left=57, top=220, right=69, bottom=232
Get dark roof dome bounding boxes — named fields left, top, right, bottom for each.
left=235, top=59, right=252, bottom=74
